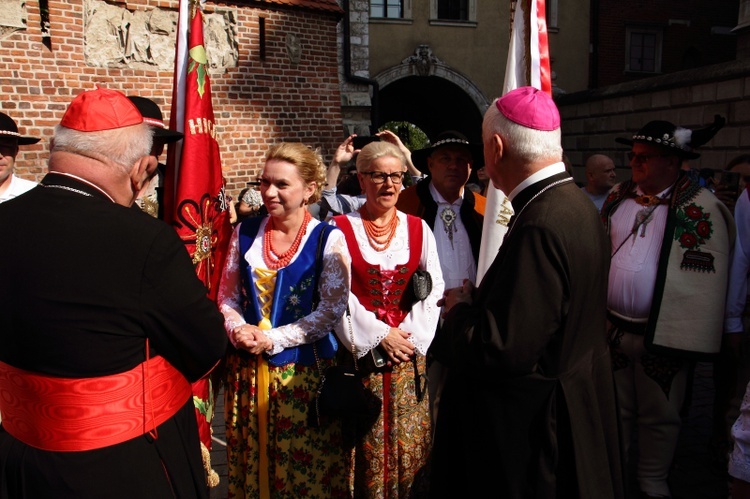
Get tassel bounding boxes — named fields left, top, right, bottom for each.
left=201, top=441, right=220, bottom=488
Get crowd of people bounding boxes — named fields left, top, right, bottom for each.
left=1, top=84, right=750, bottom=499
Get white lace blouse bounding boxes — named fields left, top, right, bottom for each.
left=332, top=211, right=444, bottom=359
left=217, top=217, right=351, bottom=356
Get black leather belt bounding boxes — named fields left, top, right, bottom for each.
left=607, top=311, right=647, bottom=335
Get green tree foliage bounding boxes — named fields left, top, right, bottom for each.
left=380, top=121, right=430, bottom=152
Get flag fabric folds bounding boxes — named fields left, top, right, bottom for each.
left=503, top=0, right=552, bottom=96
left=476, top=0, right=552, bottom=284
left=163, top=0, right=231, bottom=487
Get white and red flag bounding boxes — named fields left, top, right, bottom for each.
left=163, top=0, right=231, bottom=486
left=477, top=0, right=552, bottom=283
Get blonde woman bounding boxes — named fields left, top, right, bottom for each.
left=218, top=143, right=351, bottom=498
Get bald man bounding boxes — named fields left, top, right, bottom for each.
left=582, top=154, right=616, bottom=210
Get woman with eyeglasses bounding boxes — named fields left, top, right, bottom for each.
left=331, top=141, right=444, bottom=497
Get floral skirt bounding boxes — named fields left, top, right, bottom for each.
left=224, top=352, right=349, bottom=498
left=349, top=354, right=431, bottom=498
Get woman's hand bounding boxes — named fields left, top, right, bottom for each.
left=380, top=327, right=415, bottom=365
left=232, top=324, right=274, bottom=355
left=333, top=134, right=356, bottom=165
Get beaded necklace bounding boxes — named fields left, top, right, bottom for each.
left=262, top=210, right=312, bottom=269
left=359, top=204, right=398, bottom=251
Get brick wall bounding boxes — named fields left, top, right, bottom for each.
left=557, top=59, right=750, bottom=185
left=0, top=0, right=344, bottom=198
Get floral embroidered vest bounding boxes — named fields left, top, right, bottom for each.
left=334, top=213, right=422, bottom=327
left=237, top=216, right=337, bottom=366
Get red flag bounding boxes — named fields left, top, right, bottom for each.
left=477, top=0, right=553, bottom=284
left=163, top=0, right=231, bottom=487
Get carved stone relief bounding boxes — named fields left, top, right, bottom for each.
left=286, top=33, right=301, bottom=65
left=84, top=0, right=237, bottom=70
left=402, top=44, right=443, bottom=77
left=0, top=0, right=28, bottom=40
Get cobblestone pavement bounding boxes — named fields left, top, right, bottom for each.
left=209, top=362, right=731, bottom=499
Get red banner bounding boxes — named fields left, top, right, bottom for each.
left=163, top=0, right=231, bottom=485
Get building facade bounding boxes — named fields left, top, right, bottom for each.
left=0, top=0, right=344, bottom=198
left=342, top=0, right=592, bottom=143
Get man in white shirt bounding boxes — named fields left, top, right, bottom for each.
left=602, top=120, right=734, bottom=498
left=396, top=130, right=487, bottom=426
left=0, top=112, right=40, bottom=203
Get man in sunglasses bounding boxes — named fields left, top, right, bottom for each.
left=602, top=119, right=735, bottom=498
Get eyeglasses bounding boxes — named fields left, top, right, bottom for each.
left=360, top=171, right=405, bottom=184
left=627, top=152, right=667, bottom=163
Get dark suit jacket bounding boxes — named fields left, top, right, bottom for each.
left=0, top=172, right=227, bottom=498
left=430, top=172, right=624, bottom=499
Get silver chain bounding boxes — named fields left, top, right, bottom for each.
left=43, top=184, right=93, bottom=197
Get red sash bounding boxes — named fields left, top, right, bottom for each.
left=0, top=356, right=191, bottom=452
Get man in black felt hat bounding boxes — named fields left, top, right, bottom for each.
left=602, top=119, right=735, bottom=498
left=396, top=130, right=490, bottom=426
left=0, top=112, right=41, bottom=203
left=127, top=96, right=184, bottom=218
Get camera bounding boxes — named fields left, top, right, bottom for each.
left=352, top=135, right=380, bottom=150
left=370, top=347, right=386, bottom=368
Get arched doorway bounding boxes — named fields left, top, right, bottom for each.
left=377, top=75, right=485, bottom=144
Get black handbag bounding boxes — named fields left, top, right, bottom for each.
left=309, top=309, right=381, bottom=428
left=410, top=269, right=432, bottom=302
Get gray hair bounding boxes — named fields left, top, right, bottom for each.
left=356, top=141, right=407, bottom=172
left=482, top=99, right=562, bottom=163
left=52, top=123, right=153, bottom=174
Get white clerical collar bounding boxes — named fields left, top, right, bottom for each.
left=429, top=182, right=464, bottom=206
left=508, top=162, right=566, bottom=201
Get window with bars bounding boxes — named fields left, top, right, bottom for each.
left=626, top=27, right=662, bottom=73
left=371, top=0, right=403, bottom=18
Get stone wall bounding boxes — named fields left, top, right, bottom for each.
left=557, top=59, right=750, bottom=184
left=0, top=0, right=343, bottom=198
left=338, top=0, right=372, bottom=136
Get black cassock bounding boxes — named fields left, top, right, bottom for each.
left=430, top=172, right=625, bottom=499
left=0, top=173, right=227, bottom=499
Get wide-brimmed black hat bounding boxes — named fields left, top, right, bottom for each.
left=127, top=96, right=183, bottom=143
left=616, top=120, right=701, bottom=159
left=0, top=112, right=40, bottom=145
left=412, top=130, right=484, bottom=174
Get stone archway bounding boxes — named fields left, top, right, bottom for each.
left=374, top=45, right=489, bottom=143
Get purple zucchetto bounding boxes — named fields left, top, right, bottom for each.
left=495, top=86, right=560, bottom=131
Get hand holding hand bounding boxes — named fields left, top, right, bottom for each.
left=232, top=324, right=274, bottom=355
left=380, top=327, right=415, bottom=365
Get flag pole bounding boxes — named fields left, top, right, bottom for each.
left=476, top=0, right=552, bottom=285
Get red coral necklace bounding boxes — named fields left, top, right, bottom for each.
left=359, top=204, right=398, bottom=251
left=263, top=210, right=312, bottom=269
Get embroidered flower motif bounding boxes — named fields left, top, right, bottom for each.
left=685, top=205, right=703, bottom=220
left=696, top=220, right=711, bottom=238
left=284, top=276, right=312, bottom=319
left=680, top=233, right=698, bottom=248
left=674, top=202, right=713, bottom=250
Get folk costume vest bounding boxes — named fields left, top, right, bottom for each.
left=396, top=179, right=485, bottom=266
left=334, top=213, right=422, bottom=327
left=237, top=216, right=337, bottom=366
left=601, top=173, right=734, bottom=359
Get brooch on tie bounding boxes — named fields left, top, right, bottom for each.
left=440, top=207, right=457, bottom=249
